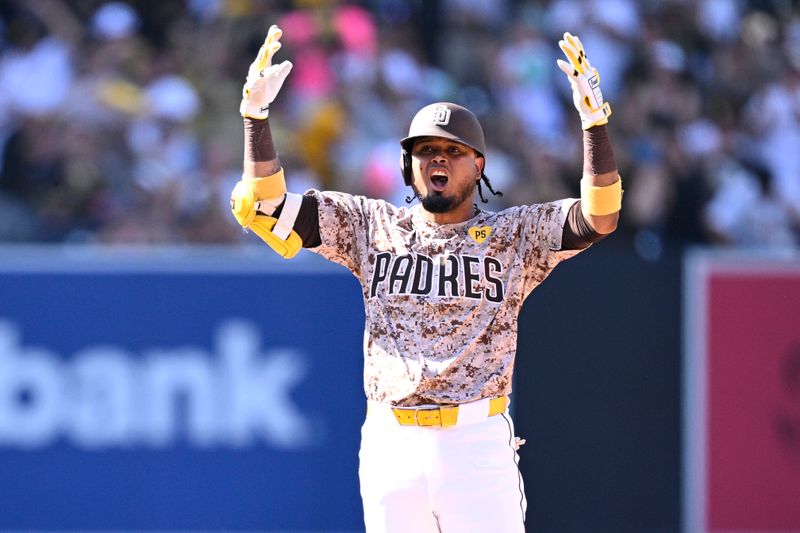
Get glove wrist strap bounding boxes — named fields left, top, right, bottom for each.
left=581, top=102, right=611, bottom=130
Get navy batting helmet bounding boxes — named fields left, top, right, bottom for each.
left=400, top=102, right=487, bottom=186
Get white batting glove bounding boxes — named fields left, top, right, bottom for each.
left=240, top=25, right=293, bottom=120
left=557, top=32, right=611, bottom=130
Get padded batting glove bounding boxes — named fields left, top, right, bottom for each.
left=557, top=32, right=611, bottom=130
left=240, top=25, right=293, bottom=120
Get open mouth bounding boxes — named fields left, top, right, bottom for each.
left=430, top=169, right=448, bottom=191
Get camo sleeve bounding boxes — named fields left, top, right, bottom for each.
left=304, top=190, right=372, bottom=278
left=515, top=198, right=583, bottom=295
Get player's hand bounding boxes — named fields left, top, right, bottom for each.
left=556, top=32, right=611, bottom=130
left=240, top=25, right=293, bottom=120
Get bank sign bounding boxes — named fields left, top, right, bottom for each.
left=0, top=247, right=365, bottom=532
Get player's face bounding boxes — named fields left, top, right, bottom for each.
left=410, top=137, right=484, bottom=215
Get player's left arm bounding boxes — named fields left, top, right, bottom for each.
left=557, top=32, right=621, bottom=237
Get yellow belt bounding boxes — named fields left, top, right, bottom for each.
left=382, top=396, right=509, bottom=428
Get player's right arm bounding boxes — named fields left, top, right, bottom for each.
left=230, top=25, right=321, bottom=257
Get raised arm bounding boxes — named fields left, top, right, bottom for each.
left=229, top=25, right=306, bottom=258
left=240, top=25, right=292, bottom=179
left=557, top=32, right=621, bottom=235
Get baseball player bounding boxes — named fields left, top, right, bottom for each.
left=230, top=26, right=621, bottom=532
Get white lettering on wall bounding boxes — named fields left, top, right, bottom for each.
left=0, top=319, right=313, bottom=450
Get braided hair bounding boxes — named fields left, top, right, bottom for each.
left=477, top=174, right=503, bottom=203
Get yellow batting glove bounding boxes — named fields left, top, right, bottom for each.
left=240, top=25, right=293, bottom=120
left=556, top=32, right=611, bottom=130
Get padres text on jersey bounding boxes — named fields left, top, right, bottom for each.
left=369, top=252, right=504, bottom=303
left=308, top=190, right=585, bottom=406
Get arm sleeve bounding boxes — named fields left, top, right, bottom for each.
left=583, top=124, right=617, bottom=175
left=561, top=200, right=607, bottom=250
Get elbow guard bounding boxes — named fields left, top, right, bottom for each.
left=249, top=193, right=303, bottom=259
left=230, top=169, right=303, bottom=259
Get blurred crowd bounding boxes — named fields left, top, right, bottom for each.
left=0, top=0, right=798, bottom=257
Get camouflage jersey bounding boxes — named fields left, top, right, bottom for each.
left=308, top=190, right=585, bottom=407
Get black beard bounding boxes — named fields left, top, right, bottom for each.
left=420, top=192, right=457, bottom=213
left=417, top=180, right=476, bottom=214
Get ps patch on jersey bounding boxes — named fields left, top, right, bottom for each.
left=468, top=225, right=492, bottom=243
left=308, top=191, right=584, bottom=404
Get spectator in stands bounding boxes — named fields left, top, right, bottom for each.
left=0, top=0, right=796, bottom=250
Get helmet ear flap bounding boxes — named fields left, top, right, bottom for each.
left=400, top=149, right=413, bottom=186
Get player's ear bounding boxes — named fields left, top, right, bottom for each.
left=475, top=155, right=485, bottom=179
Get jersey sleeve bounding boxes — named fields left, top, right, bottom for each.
left=304, top=190, right=372, bottom=277
left=515, top=198, right=584, bottom=293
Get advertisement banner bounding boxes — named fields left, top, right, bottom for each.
left=0, top=246, right=366, bottom=532
left=684, top=250, right=800, bottom=533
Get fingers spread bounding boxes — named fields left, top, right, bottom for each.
left=573, top=34, right=586, bottom=55
left=254, top=26, right=285, bottom=70
left=276, top=60, right=293, bottom=77
left=266, top=25, right=283, bottom=44
left=252, top=41, right=269, bottom=71
left=256, top=42, right=280, bottom=70
left=562, top=32, right=591, bottom=74
left=556, top=58, right=577, bottom=78
left=564, top=32, right=584, bottom=55
left=268, top=60, right=293, bottom=82
left=267, top=41, right=282, bottom=61
left=558, top=39, right=585, bottom=74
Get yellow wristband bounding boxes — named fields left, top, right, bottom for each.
left=581, top=177, right=622, bottom=216
left=245, top=168, right=286, bottom=200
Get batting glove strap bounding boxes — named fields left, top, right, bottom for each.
left=580, top=100, right=611, bottom=130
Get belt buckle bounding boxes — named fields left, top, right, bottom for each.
left=412, top=407, right=440, bottom=427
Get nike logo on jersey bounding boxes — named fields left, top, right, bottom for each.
left=368, top=252, right=505, bottom=303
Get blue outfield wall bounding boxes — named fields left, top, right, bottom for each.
left=0, top=243, right=687, bottom=533
left=0, top=246, right=366, bottom=532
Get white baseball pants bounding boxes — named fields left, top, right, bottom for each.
left=359, top=398, right=527, bottom=532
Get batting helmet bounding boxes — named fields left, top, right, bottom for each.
left=400, top=102, right=487, bottom=186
